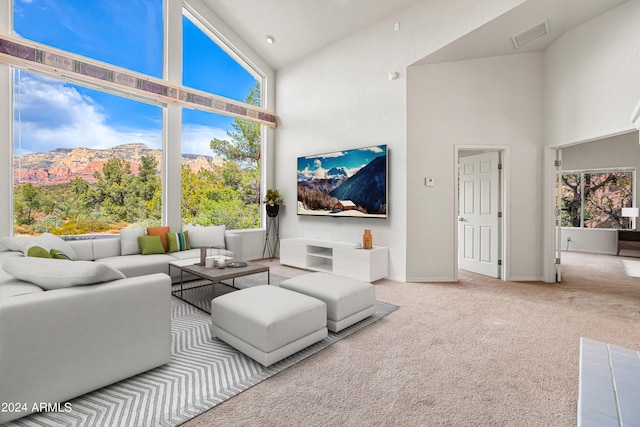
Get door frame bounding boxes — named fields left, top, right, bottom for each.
left=454, top=145, right=509, bottom=281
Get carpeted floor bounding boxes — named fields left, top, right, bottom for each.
left=183, top=253, right=640, bottom=427
left=5, top=274, right=397, bottom=427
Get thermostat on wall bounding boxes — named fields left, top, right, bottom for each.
left=425, top=177, right=435, bottom=187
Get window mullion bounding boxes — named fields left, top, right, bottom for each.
left=0, top=34, right=276, bottom=128
left=579, top=173, right=583, bottom=228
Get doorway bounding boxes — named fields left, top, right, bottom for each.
left=456, top=148, right=506, bottom=280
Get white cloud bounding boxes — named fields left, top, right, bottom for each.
left=182, top=123, right=229, bottom=156
left=362, top=146, right=384, bottom=154
left=15, top=73, right=160, bottom=154
left=311, top=159, right=328, bottom=179
left=13, top=73, right=228, bottom=157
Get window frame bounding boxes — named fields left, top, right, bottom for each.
left=560, top=167, right=636, bottom=229
left=2, top=0, right=274, bottom=235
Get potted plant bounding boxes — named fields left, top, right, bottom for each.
left=263, top=189, right=284, bottom=217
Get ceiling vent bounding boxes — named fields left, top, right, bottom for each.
left=511, top=21, right=549, bottom=49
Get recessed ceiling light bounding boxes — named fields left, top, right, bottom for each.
left=266, top=35, right=275, bottom=44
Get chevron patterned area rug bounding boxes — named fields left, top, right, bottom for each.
left=8, top=273, right=398, bottom=427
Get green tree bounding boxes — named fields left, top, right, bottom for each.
left=181, top=164, right=208, bottom=223
left=210, top=81, right=262, bottom=168
left=93, top=158, right=138, bottom=222
left=14, top=183, right=41, bottom=225
left=136, top=155, right=161, bottom=220
left=201, top=82, right=262, bottom=228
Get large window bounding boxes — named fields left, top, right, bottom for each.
left=181, top=12, right=262, bottom=230
left=13, top=69, right=163, bottom=235
left=12, top=1, right=164, bottom=236
left=14, top=0, right=163, bottom=78
left=9, top=1, right=268, bottom=236
left=560, top=169, right=634, bottom=228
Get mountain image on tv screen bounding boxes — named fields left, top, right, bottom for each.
left=297, top=144, right=387, bottom=218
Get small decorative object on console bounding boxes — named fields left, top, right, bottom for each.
left=362, top=229, right=373, bottom=249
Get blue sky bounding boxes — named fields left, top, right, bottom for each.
left=298, top=145, right=387, bottom=179
left=13, top=0, right=257, bottom=156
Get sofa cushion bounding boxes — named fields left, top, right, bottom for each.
left=66, top=239, right=94, bottom=261
left=96, top=254, right=176, bottom=278
left=3, top=257, right=126, bottom=290
left=0, top=250, right=22, bottom=269
left=120, top=227, right=145, bottom=255
left=138, top=236, right=165, bottom=255
left=183, top=225, right=226, bottom=249
left=168, top=248, right=233, bottom=261
left=167, top=231, right=190, bottom=252
left=92, top=238, right=121, bottom=259
left=0, top=279, right=44, bottom=298
left=147, top=226, right=170, bottom=252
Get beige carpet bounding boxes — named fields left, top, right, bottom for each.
left=183, top=252, right=640, bottom=427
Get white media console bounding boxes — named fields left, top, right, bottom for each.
left=279, top=238, right=388, bottom=282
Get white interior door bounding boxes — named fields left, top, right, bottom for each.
left=458, top=151, right=501, bottom=278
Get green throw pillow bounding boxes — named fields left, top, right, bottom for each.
left=27, top=245, right=53, bottom=258
left=167, top=231, right=190, bottom=253
left=50, top=248, right=72, bottom=260
left=138, top=235, right=165, bottom=255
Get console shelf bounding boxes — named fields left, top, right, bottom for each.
left=280, top=238, right=388, bottom=282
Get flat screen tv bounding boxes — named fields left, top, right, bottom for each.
left=297, top=144, right=387, bottom=218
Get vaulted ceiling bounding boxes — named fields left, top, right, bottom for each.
left=202, top=0, right=629, bottom=70
left=201, top=0, right=424, bottom=70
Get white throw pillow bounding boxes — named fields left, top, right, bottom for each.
left=120, top=227, right=146, bottom=255
left=3, top=257, right=126, bottom=290
left=0, top=236, right=32, bottom=252
left=183, top=225, right=226, bottom=249
left=30, top=233, right=78, bottom=260
left=0, top=234, right=77, bottom=260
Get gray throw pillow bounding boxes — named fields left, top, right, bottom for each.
left=183, top=225, right=226, bottom=249
left=120, top=227, right=146, bottom=255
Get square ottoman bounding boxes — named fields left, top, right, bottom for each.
left=210, top=285, right=328, bottom=367
left=280, top=272, right=376, bottom=332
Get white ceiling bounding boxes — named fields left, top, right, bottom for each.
left=201, top=0, right=424, bottom=70
left=418, top=0, right=630, bottom=65
left=201, top=0, right=630, bottom=71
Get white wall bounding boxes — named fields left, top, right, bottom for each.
left=406, top=53, right=544, bottom=281
left=542, top=1, right=640, bottom=268
left=274, top=0, right=524, bottom=281
left=561, top=131, right=640, bottom=172
left=544, top=0, right=640, bottom=146
left=561, top=228, right=618, bottom=255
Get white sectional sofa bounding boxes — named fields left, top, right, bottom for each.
left=67, top=228, right=243, bottom=282
left=0, top=225, right=242, bottom=423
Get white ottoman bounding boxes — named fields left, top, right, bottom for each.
left=210, top=286, right=328, bottom=367
left=280, top=272, right=376, bottom=332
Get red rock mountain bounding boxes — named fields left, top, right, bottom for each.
left=13, top=143, right=221, bottom=185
